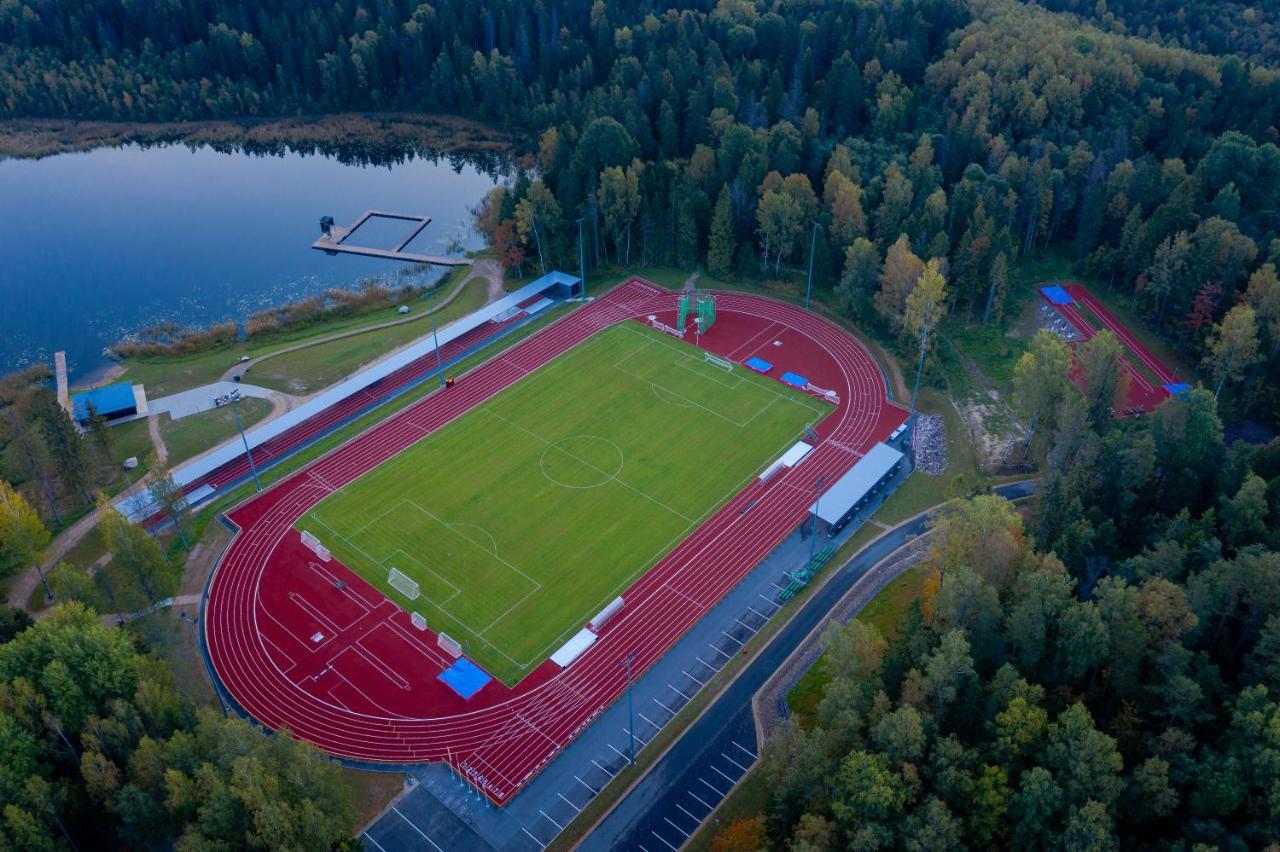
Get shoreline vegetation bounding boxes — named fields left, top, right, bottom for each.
left=0, top=112, right=518, bottom=170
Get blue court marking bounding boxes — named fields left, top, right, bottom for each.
left=744, top=356, right=773, bottom=373
left=780, top=372, right=808, bottom=388
left=1040, top=285, right=1073, bottom=305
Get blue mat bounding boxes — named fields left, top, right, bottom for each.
left=780, top=371, right=808, bottom=388
left=745, top=356, right=773, bottom=373
left=1040, top=285, right=1073, bottom=305
left=438, top=658, right=492, bottom=700
left=1163, top=382, right=1191, bottom=398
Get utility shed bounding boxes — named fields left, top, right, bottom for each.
left=809, top=442, right=904, bottom=532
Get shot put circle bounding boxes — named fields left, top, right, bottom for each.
left=539, top=435, right=625, bottom=488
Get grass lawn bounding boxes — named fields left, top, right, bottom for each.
left=302, top=321, right=824, bottom=684
left=159, top=397, right=273, bottom=465
left=119, top=268, right=471, bottom=397
left=248, top=274, right=490, bottom=395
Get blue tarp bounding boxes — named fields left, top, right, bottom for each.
left=781, top=371, right=809, bottom=388
left=71, top=383, right=136, bottom=421
left=1041, top=285, right=1073, bottom=305
left=745, top=356, right=773, bottom=373
left=438, top=657, right=492, bottom=700
left=1163, top=382, right=1191, bottom=398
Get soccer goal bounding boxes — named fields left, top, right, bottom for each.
left=704, top=352, right=733, bottom=372
left=410, top=612, right=428, bottom=631
left=388, top=567, right=421, bottom=600
left=438, top=632, right=463, bottom=658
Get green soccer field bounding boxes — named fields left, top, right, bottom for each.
left=300, top=321, right=825, bottom=685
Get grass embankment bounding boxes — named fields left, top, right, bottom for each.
left=248, top=274, right=489, bottom=395
left=159, top=397, right=273, bottom=465
left=304, top=322, right=823, bottom=684
left=118, top=267, right=473, bottom=398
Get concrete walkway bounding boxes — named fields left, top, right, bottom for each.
left=147, top=381, right=278, bottom=420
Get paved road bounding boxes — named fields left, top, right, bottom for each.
left=581, top=480, right=1038, bottom=851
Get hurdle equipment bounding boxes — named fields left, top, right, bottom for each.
left=589, top=596, right=624, bottom=632
left=388, top=567, right=421, bottom=600
left=647, top=315, right=685, bottom=338
left=803, top=382, right=841, bottom=405
left=703, top=352, right=733, bottom=372
left=410, top=612, right=428, bottom=631
left=438, top=632, right=463, bottom=658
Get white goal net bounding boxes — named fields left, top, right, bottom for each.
left=438, top=632, right=462, bottom=658
left=410, top=612, right=428, bottom=631
left=388, top=567, right=420, bottom=600
left=704, top=352, right=733, bottom=372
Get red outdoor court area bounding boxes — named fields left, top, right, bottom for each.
left=1042, top=282, right=1183, bottom=415
left=204, top=279, right=907, bottom=805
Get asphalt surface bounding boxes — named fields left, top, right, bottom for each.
left=582, top=480, right=1038, bottom=851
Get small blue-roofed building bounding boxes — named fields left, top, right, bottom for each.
left=70, top=382, right=148, bottom=424
left=527, top=270, right=582, bottom=299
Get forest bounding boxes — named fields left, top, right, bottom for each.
left=750, top=386, right=1280, bottom=851
left=3, top=0, right=1280, bottom=848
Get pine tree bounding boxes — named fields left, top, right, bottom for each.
left=708, top=187, right=735, bottom=277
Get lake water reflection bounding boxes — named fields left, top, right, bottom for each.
left=0, top=143, right=502, bottom=381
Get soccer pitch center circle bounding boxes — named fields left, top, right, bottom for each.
left=538, top=435, right=625, bottom=488
left=203, top=278, right=907, bottom=805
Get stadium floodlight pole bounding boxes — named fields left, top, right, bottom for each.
left=428, top=286, right=445, bottom=388
left=907, top=320, right=929, bottom=451
left=577, top=216, right=587, bottom=301
left=804, top=220, right=820, bottom=310
left=809, top=475, right=826, bottom=569
left=619, top=651, right=638, bottom=765
left=229, top=391, right=262, bottom=492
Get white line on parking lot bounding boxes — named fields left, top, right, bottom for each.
left=575, top=775, right=596, bottom=795
left=558, top=792, right=581, bottom=813
left=732, top=741, right=758, bottom=761
left=709, top=643, right=732, bottom=659
left=653, top=696, right=674, bottom=713
left=689, top=790, right=713, bottom=810
left=521, top=826, right=548, bottom=849
left=711, top=765, right=737, bottom=785
left=362, top=832, right=390, bottom=852
left=722, top=751, right=749, bottom=772
left=652, top=830, right=679, bottom=850
left=668, top=683, right=692, bottom=701
left=391, top=808, right=443, bottom=852
left=539, top=809, right=564, bottom=831
left=701, top=777, right=726, bottom=797
left=733, top=617, right=757, bottom=633
left=639, top=712, right=662, bottom=730
left=677, top=803, right=701, bottom=822
left=663, top=817, right=690, bottom=838
left=607, top=742, right=630, bottom=761
left=592, top=759, right=615, bottom=777
left=682, top=668, right=705, bottom=686
left=721, top=631, right=743, bottom=647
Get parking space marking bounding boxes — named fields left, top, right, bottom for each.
left=391, top=808, right=443, bottom=852
left=733, top=741, right=758, bottom=761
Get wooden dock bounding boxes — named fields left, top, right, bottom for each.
left=311, top=210, right=470, bottom=267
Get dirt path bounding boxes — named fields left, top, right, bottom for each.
left=219, top=261, right=485, bottom=382
left=682, top=270, right=700, bottom=291
left=148, top=414, right=168, bottom=464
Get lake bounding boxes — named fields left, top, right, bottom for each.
left=0, top=143, right=504, bottom=382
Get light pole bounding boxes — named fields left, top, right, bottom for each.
left=808, top=475, right=826, bottom=568
left=907, top=321, right=929, bottom=449
left=428, top=286, right=444, bottom=388
left=804, top=220, right=820, bottom=310
left=619, top=651, right=637, bottom=765
left=577, top=216, right=587, bottom=301
left=229, top=390, right=262, bottom=492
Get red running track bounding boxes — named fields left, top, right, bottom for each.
left=205, top=280, right=906, bottom=804
left=1042, top=283, right=1180, bottom=414
left=182, top=314, right=523, bottom=494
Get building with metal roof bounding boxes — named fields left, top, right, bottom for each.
left=70, top=382, right=148, bottom=423
left=809, top=442, right=905, bottom=532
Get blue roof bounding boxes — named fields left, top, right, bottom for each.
left=71, top=383, right=136, bottom=420
left=437, top=657, right=492, bottom=700
left=1041, top=285, right=1073, bottom=305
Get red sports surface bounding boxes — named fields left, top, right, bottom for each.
left=205, top=280, right=906, bottom=804
left=1045, top=283, right=1181, bottom=414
